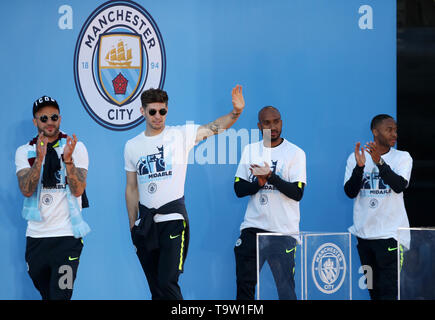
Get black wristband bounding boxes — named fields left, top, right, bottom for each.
left=266, top=173, right=304, bottom=201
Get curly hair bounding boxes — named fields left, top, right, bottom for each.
left=140, top=88, right=168, bottom=108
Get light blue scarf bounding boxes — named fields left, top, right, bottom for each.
left=22, top=136, right=91, bottom=238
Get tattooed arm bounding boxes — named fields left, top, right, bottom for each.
left=16, top=132, right=47, bottom=197
left=63, top=134, right=88, bottom=197
left=196, top=85, right=245, bottom=144
left=17, top=161, right=42, bottom=197
left=65, top=164, right=87, bottom=197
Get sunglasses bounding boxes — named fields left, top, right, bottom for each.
left=38, top=114, right=59, bottom=123
left=148, top=108, right=167, bottom=116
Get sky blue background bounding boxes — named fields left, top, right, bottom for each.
left=0, top=0, right=395, bottom=300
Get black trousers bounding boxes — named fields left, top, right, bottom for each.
left=234, top=228, right=297, bottom=300
left=25, top=236, right=83, bottom=300
left=356, top=237, right=401, bottom=300
left=131, top=219, right=187, bottom=300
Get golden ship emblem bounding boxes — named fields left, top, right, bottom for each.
left=105, top=40, right=132, bottom=67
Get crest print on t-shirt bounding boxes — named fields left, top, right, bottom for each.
left=136, top=145, right=173, bottom=184
left=360, top=168, right=391, bottom=198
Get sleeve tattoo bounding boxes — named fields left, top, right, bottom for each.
left=17, top=166, right=41, bottom=197
left=66, top=165, right=87, bottom=196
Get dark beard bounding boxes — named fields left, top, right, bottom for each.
left=271, top=135, right=281, bottom=142
left=40, top=128, right=60, bottom=138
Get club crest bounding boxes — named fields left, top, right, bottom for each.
left=98, top=34, right=143, bottom=106
left=311, top=242, right=346, bottom=294
left=74, top=0, right=166, bottom=130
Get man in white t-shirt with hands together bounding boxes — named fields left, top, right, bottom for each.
left=15, top=95, right=90, bottom=300
left=233, top=106, right=306, bottom=300
left=344, top=114, right=413, bottom=300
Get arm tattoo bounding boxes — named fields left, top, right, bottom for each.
left=231, top=111, right=241, bottom=120
left=198, top=110, right=241, bottom=142
left=66, top=165, right=87, bottom=196
left=17, top=162, right=42, bottom=196
left=205, top=121, right=220, bottom=135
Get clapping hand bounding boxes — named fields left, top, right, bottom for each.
left=354, top=142, right=366, bottom=167
left=364, top=141, right=381, bottom=164
left=36, top=132, right=48, bottom=162
left=63, top=134, right=78, bottom=162
left=249, top=162, right=271, bottom=187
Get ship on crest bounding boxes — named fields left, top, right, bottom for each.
left=105, top=40, right=132, bottom=67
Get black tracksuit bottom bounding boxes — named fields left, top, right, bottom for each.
left=25, top=236, right=83, bottom=300
left=356, top=237, right=401, bottom=300
left=234, top=227, right=297, bottom=300
left=131, top=219, right=187, bottom=300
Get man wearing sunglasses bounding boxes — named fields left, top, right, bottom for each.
left=14, top=96, right=90, bottom=300
left=124, top=85, right=245, bottom=300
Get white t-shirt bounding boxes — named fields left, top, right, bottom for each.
left=235, top=139, right=307, bottom=237
left=15, top=141, right=89, bottom=238
left=344, top=148, right=413, bottom=247
left=124, top=124, right=199, bottom=222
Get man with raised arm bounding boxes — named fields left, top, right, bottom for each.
left=124, top=85, right=245, bottom=300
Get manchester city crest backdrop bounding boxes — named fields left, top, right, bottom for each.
left=1, top=0, right=395, bottom=299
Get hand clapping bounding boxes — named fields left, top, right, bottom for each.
left=249, top=162, right=271, bottom=187
left=63, top=134, right=78, bottom=162
left=354, top=141, right=381, bottom=166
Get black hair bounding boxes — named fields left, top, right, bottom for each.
left=370, top=114, right=393, bottom=130
left=140, top=88, right=168, bottom=108
left=258, top=106, right=280, bottom=122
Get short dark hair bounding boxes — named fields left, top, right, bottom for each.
left=140, top=88, right=168, bottom=108
left=258, top=106, right=280, bottom=122
left=370, top=114, right=393, bottom=130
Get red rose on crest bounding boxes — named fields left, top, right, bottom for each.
left=112, top=73, right=128, bottom=95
